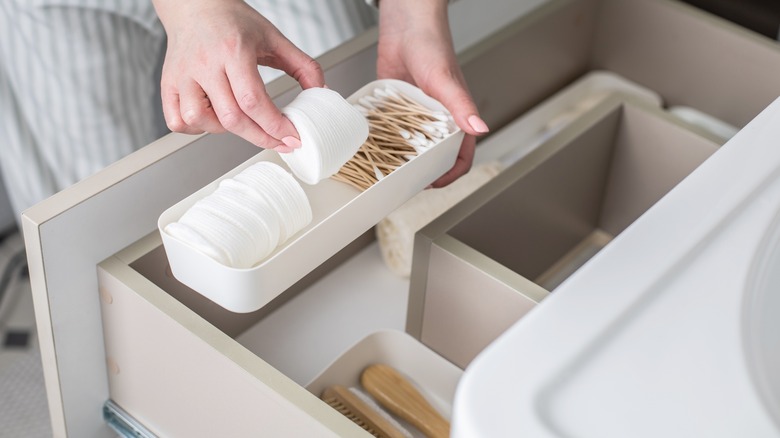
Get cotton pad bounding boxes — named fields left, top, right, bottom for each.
left=280, top=87, right=369, bottom=185
left=164, top=161, right=312, bottom=269
left=165, top=222, right=231, bottom=267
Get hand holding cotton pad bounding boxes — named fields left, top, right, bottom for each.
left=279, top=87, right=369, bottom=184
left=158, top=79, right=464, bottom=313
left=163, top=88, right=364, bottom=269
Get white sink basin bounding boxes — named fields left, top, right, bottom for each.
left=451, top=98, right=780, bottom=437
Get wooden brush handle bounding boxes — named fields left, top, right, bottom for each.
left=361, top=364, right=450, bottom=438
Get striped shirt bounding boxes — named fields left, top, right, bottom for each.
left=0, top=0, right=376, bottom=223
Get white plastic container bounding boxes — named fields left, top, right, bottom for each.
left=158, top=79, right=464, bottom=313
left=306, top=329, right=463, bottom=433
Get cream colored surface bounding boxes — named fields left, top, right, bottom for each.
left=420, top=236, right=547, bottom=368
left=460, top=0, right=780, bottom=134
left=473, top=70, right=663, bottom=168
left=592, top=0, right=780, bottom=127
left=97, top=256, right=363, bottom=437
left=98, top=237, right=423, bottom=436
left=596, top=104, right=722, bottom=235
left=534, top=230, right=613, bottom=291
left=19, top=219, right=65, bottom=437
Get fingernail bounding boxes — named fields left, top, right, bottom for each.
left=323, top=84, right=330, bottom=89
left=281, top=136, right=302, bottom=149
left=273, top=145, right=294, bottom=154
left=425, top=184, right=433, bottom=190
left=468, top=115, right=489, bottom=134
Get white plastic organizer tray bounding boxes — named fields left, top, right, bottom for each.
left=159, top=79, right=464, bottom=313
left=306, top=329, right=463, bottom=437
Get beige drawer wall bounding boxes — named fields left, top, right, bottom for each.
left=98, top=252, right=366, bottom=437
left=420, top=236, right=547, bottom=369
left=462, top=0, right=780, bottom=136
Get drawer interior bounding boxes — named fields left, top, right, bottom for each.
left=101, top=232, right=455, bottom=437
left=414, top=98, right=720, bottom=367
left=450, top=101, right=718, bottom=291
left=127, top=231, right=376, bottom=339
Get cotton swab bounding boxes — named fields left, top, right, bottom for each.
left=334, top=86, right=456, bottom=192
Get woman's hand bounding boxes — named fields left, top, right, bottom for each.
left=377, top=0, right=487, bottom=187
left=153, top=0, right=324, bottom=152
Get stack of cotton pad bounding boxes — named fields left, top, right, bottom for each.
left=165, top=161, right=312, bottom=269
left=280, top=87, right=369, bottom=185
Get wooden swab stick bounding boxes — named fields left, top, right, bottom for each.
left=333, top=87, right=454, bottom=192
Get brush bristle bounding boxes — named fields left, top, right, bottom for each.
left=322, top=395, right=382, bottom=437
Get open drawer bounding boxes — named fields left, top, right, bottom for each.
left=98, top=234, right=461, bottom=437
left=21, top=0, right=780, bottom=436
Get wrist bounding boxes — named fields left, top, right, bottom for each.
left=378, top=0, right=448, bottom=18
left=152, top=0, right=244, bottom=32
left=378, top=0, right=450, bottom=39
left=369, top=0, right=450, bottom=9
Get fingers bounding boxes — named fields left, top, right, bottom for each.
left=431, top=134, right=475, bottom=188
left=159, top=34, right=318, bottom=150
left=164, top=69, right=298, bottom=150
left=269, top=37, right=326, bottom=89
left=423, top=69, right=489, bottom=137
left=161, top=82, right=203, bottom=135
left=179, top=79, right=225, bottom=134
left=202, top=71, right=283, bottom=149
left=225, top=51, right=301, bottom=148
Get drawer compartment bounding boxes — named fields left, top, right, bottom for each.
left=307, top=330, right=462, bottom=438
left=98, top=234, right=456, bottom=437
left=410, top=97, right=720, bottom=368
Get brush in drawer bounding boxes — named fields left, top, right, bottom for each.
left=361, top=364, right=451, bottom=438
left=322, top=385, right=412, bottom=438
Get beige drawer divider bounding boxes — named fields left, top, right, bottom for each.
left=410, top=96, right=721, bottom=369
